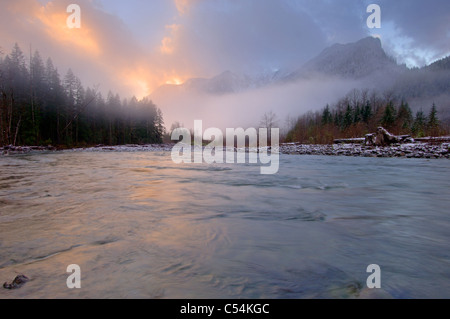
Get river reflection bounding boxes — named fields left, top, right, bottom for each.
left=0, top=151, right=449, bottom=298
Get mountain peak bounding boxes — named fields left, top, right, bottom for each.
left=328, top=36, right=382, bottom=52
left=292, top=36, right=398, bottom=79
left=357, top=36, right=382, bottom=47
left=152, top=37, right=403, bottom=99
left=354, top=36, right=384, bottom=55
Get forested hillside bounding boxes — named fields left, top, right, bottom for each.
left=285, top=89, right=448, bottom=144
left=0, top=44, right=165, bottom=147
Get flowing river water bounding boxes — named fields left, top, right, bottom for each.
left=0, top=150, right=449, bottom=298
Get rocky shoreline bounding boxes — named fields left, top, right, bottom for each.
left=1, top=141, right=449, bottom=159
left=0, top=144, right=58, bottom=155
left=279, top=142, right=450, bottom=159
left=280, top=128, right=450, bottom=159
left=0, top=143, right=173, bottom=155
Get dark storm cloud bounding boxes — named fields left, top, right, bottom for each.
left=289, top=0, right=369, bottom=43
left=172, top=0, right=329, bottom=75
left=376, top=0, right=450, bottom=63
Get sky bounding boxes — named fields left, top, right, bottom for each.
left=0, top=0, right=449, bottom=100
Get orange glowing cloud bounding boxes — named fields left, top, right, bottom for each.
left=160, top=36, right=175, bottom=55
left=1, top=0, right=196, bottom=99
left=174, top=0, right=202, bottom=16
left=35, top=2, right=101, bottom=56
left=120, top=66, right=189, bottom=99
left=165, top=78, right=184, bottom=85
left=160, top=24, right=181, bottom=55
left=121, top=68, right=153, bottom=99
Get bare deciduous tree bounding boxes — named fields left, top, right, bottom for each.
left=260, top=111, right=279, bottom=130
left=260, top=111, right=279, bottom=144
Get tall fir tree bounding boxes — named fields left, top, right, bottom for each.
left=427, top=103, right=440, bottom=136
left=321, top=104, right=332, bottom=125
left=381, top=102, right=397, bottom=130
left=396, top=100, right=413, bottom=134
left=412, top=110, right=427, bottom=138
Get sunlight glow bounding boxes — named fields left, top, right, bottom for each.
left=165, top=78, right=184, bottom=85
left=36, top=4, right=101, bottom=56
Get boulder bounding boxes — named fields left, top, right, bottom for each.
left=3, top=274, right=29, bottom=290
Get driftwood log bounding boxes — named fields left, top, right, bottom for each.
left=375, top=127, right=399, bottom=146
left=336, top=127, right=414, bottom=146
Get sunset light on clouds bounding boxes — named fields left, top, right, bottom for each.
left=36, top=3, right=101, bottom=57
left=1, top=0, right=449, bottom=100
left=0, top=0, right=192, bottom=98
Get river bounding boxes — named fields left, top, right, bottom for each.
left=0, top=150, right=449, bottom=298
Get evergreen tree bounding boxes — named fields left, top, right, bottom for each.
left=45, top=58, right=65, bottom=144
left=29, top=50, right=46, bottom=144
left=321, top=104, right=332, bottom=125
left=285, top=88, right=448, bottom=144
left=353, top=104, right=361, bottom=123
left=412, top=110, right=427, bottom=137
left=427, top=103, right=440, bottom=136
left=63, top=69, right=79, bottom=144
left=343, top=104, right=353, bottom=129
left=0, top=43, right=165, bottom=147
left=333, top=109, right=342, bottom=128
left=396, top=100, right=413, bottom=133
left=362, top=100, right=372, bottom=124
left=1, top=43, right=29, bottom=145
left=381, top=102, right=397, bottom=129
left=155, top=108, right=165, bottom=143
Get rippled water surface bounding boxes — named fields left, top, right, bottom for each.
left=0, top=151, right=449, bottom=298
